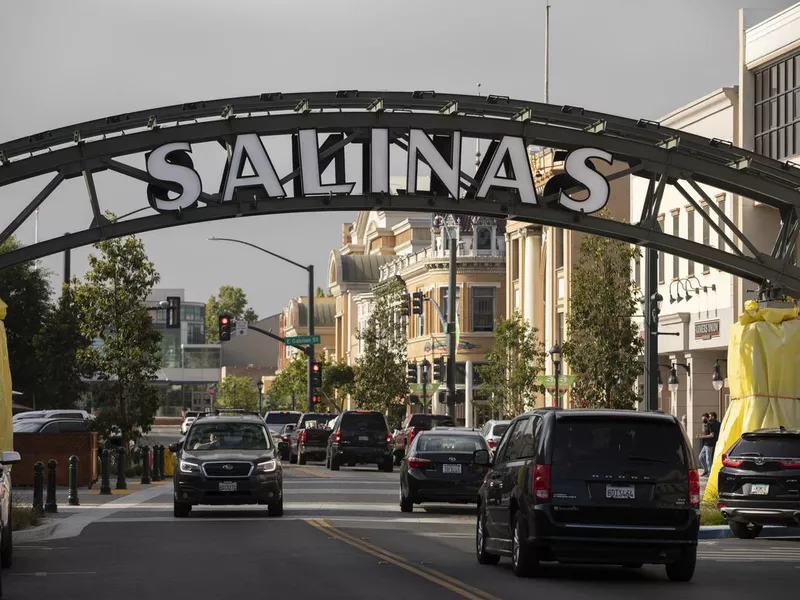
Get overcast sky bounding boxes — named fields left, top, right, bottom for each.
left=0, top=0, right=794, bottom=318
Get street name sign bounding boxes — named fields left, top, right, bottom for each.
left=285, top=335, right=321, bottom=346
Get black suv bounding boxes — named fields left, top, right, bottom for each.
left=717, top=426, right=800, bottom=538
left=476, top=409, right=700, bottom=581
left=326, top=410, right=394, bottom=472
left=170, top=411, right=283, bottom=518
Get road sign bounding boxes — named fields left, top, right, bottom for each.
left=235, top=319, right=248, bottom=337
left=409, top=383, right=440, bottom=395
left=285, top=335, right=321, bottom=346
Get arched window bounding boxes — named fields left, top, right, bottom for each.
left=475, top=226, right=492, bottom=250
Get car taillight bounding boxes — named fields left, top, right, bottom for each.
left=281, top=435, right=290, bottom=441
left=717, top=502, right=726, bottom=509
left=408, top=456, right=431, bottom=470
left=487, top=439, right=495, bottom=449
left=386, top=433, right=392, bottom=444
left=779, top=459, right=800, bottom=469
left=334, top=430, right=341, bottom=442
left=300, top=430, right=306, bottom=443
left=532, top=464, right=551, bottom=501
left=722, top=454, right=743, bottom=468
left=408, top=429, right=417, bottom=443
left=688, top=469, right=700, bottom=505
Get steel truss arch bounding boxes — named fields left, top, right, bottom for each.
left=1, top=90, right=799, bottom=296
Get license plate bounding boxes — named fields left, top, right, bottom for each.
left=358, top=435, right=369, bottom=441
left=606, top=484, right=635, bottom=499
left=750, top=483, right=770, bottom=495
left=442, top=464, right=462, bottom=474
left=218, top=481, right=237, bottom=492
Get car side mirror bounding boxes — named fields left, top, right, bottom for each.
left=473, top=449, right=491, bottom=466
left=0, top=451, right=21, bottom=465
left=168, top=443, right=180, bottom=454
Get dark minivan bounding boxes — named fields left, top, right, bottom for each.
left=477, top=409, right=700, bottom=581
left=326, top=410, right=394, bottom=472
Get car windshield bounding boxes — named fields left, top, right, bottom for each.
left=417, top=435, right=487, bottom=452
left=185, top=422, right=272, bottom=451
left=13, top=421, right=44, bottom=433
left=491, top=424, right=509, bottom=437
left=554, top=418, right=687, bottom=467
left=733, top=436, right=800, bottom=457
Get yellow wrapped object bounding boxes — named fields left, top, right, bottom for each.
left=0, top=299, right=13, bottom=453
left=164, top=448, right=175, bottom=477
left=703, top=300, right=800, bottom=502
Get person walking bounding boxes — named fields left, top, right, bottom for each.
left=697, top=412, right=721, bottom=477
left=696, top=413, right=711, bottom=476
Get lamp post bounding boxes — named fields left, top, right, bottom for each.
left=644, top=291, right=663, bottom=411
left=666, top=361, right=691, bottom=415
left=431, top=217, right=458, bottom=417
left=209, top=237, right=316, bottom=412
left=711, top=359, right=727, bottom=392
left=420, top=359, right=430, bottom=414
left=549, top=344, right=562, bottom=408
left=256, top=380, right=264, bottom=416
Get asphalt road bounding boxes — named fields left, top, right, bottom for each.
left=7, top=460, right=800, bottom=600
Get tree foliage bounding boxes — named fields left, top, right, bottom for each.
left=205, top=285, right=259, bottom=342
left=353, top=279, right=408, bottom=413
left=73, top=229, right=162, bottom=449
left=216, top=375, right=260, bottom=411
left=477, top=312, right=546, bottom=418
left=266, top=354, right=307, bottom=411
left=563, top=222, right=643, bottom=409
left=32, top=284, right=92, bottom=409
left=0, top=237, right=52, bottom=401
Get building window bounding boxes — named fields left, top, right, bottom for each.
left=186, top=322, right=204, bottom=344
left=701, top=203, right=710, bottom=274
left=687, top=209, right=695, bottom=276
left=754, top=54, right=800, bottom=160
left=512, top=238, right=520, bottom=280
left=555, top=228, right=564, bottom=269
left=471, top=287, right=495, bottom=332
left=658, top=216, right=665, bottom=283
left=557, top=312, right=565, bottom=344
left=717, top=194, right=726, bottom=252
left=475, top=227, right=492, bottom=251
left=672, top=213, right=680, bottom=279
left=440, top=287, right=461, bottom=326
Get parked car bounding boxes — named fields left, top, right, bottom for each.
left=399, top=428, right=491, bottom=512
left=392, top=414, right=455, bottom=465
left=169, top=412, right=283, bottom=517
left=13, top=418, right=90, bottom=434
left=264, top=410, right=303, bottom=434
left=326, top=410, right=394, bottom=472
left=0, top=449, right=22, bottom=596
left=289, top=413, right=334, bottom=465
left=480, top=419, right=511, bottom=453
left=13, top=409, right=92, bottom=422
left=180, top=411, right=203, bottom=435
left=476, top=408, right=700, bottom=581
left=717, top=426, right=800, bottom=538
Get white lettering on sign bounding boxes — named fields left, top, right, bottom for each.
left=694, top=320, right=720, bottom=340
left=145, top=128, right=614, bottom=214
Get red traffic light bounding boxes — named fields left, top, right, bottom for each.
left=312, top=364, right=320, bottom=373
left=221, top=316, right=229, bottom=325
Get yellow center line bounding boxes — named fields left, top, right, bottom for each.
left=307, top=519, right=499, bottom=600
left=287, top=465, right=332, bottom=478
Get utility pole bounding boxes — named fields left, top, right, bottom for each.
left=544, top=3, right=550, bottom=104
left=446, top=237, right=457, bottom=417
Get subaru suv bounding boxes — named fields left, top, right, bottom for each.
left=717, top=426, right=800, bottom=538
left=326, top=410, right=394, bottom=472
left=476, top=409, right=700, bottom=581
left=169, top=411, right=283, bottom=518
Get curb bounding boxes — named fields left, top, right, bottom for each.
left=15, top=520, right=60, bottom=543
left=699, top=525, right=800, bottom=539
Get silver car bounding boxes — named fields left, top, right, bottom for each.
left=1, top=450, right=22, bottom=595
left=480, top=420, right=511, bottom=453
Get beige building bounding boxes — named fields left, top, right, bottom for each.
left=277, top=296, right=335, bottom=370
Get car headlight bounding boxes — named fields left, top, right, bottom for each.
left=257, top=459, right=277, bottom=473
left=179, top=460, right=200, bottom=474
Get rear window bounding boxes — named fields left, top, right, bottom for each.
left=554, top=418, right=687, bottom=468
left=491, top=424, right=509, bottom=437
left=341, top=412, right=388, bottom=432
left=13, top=421, right=44, bottom=433
left=417, top=435, right=487, bottom=452
left=408, top=415, right=455, bottom=428
left=265, top=412, right=301, bottom=425
left=185, top=412, right=202, bottom=419
left=300, top=414, right=333, bottom=429
left=732, top=436, right=800, bottom=458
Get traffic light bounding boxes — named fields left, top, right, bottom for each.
left=406, top=362, right=418, bottom=383
left=432, top=356, right=444, bottom=382
left=218, top=314, right=232, bottom=341
left=412, top=292, right=424, bottom=315
left=400, top=292, right=410, bottom=318
left=311, top=362, right=323, bottom=388
left=166, top=296, right=181, bottom=329
left=312, top=394, right=322, bottom=405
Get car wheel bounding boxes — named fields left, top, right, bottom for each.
left=347, top=460, right=356, bottom=467
left=400, top=485, right=414, bottom=513
left=393, top=450, right=402, bottom=466
left=729, top=521, right=762, bottom=539
left=510, top=513, right=540, bottom=577
left=381, top=457, right=393, bottom=473
left=290, top=452, right=298, bottom=465
left=173, top=499, right=190, bottom=518
left=330, top=455, right=340, bottom=471
left=298, top=450, right=307, bottom=466
left=665, top=546, right=697, bottom=582
left=476, top=505, right=500, bottom=566
left=1, top=502, right=12, bottom=569
left=325, top=453, right=331, bottom=469
left=268, top=495, right=284, bottom=518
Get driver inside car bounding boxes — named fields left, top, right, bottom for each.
left=193, top=432, right=220, bottom=451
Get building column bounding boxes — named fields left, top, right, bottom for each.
left=523, top=228, right=542, bottom=330
left=504, top=233, right=513, bottom=317
left=543, top=228, right=553, bottom=376
left=684, top=352, right=720, bottom=458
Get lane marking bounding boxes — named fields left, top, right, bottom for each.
left=14, top=571, right=97, bottom=577
left=98, top=515, right=472, bottom=524
left=307, top=519, right=496, bottom=600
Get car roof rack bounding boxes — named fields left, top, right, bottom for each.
left=195, top=408, right=262, bottom=420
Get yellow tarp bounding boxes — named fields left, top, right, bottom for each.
left=164, top=449, right=174, bottom=477
left=0, top=298, right=13, bottom=452
left=703, top=300, right=800, bottom=502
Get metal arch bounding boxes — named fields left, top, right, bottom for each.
left=1, top=90, right=799, bottom=294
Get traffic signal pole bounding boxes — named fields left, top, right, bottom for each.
left=307, top=264, right=315, bottom=413
left=446, top=237, right=457, bottom=417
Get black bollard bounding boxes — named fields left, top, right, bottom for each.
left=99, top=449, right=112, bottom=495
left=140, top=445, right=151, bottom=485
left=45, top=459, right=58, bottom=514
left=68, top=455, right=80, bottom=506
left=32, top=462, right=44, bottom=515
left=116, top=446, right=127, bottom=490
left=159, top=443, right=167, bottom=479
left=153, top=445, right=162, bottom=481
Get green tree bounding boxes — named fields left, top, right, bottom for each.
left=205, top=285, right=259, bottom=342
left=216, top=375, right=259, bottom=410
left=323, top=359, right=356, bottom=411
left=32, top=284, right=92, bottom=409
left=315, top=286, right=326, bottom=298
left=478, top=312, right=546, bottom=418
left=562, top=223, right=643, bottom=409
left=265, top=354, right=307, bottom=411
left=0, top=237, right=52, bottom=401
left=353, top=279, right=408, bottom=413
left=73, top=227, right=162, bottom=452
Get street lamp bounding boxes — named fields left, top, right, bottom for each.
left=256, top=380, right=264, bottom=415
left=209, top=237, right=316, bottom=412
left=657, top=369, right=663, bottom=395
left=712, top=359, right=727, bottom=392
left=549, top=344, right=562, bottom=408
left=668, top=364, right=679, bottom=394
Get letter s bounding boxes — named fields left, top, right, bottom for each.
left=146, top=142, right=202, bottom=212
left=559, top=147, right=613, bottom=214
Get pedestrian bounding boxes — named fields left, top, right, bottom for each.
left=696, top=413, right=711, bottom=476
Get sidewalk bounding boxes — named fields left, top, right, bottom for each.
left=14, top=481, right=172, bottom=516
